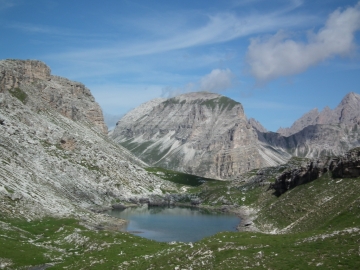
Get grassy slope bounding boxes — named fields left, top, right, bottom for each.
left=1, top=165, right=359, bottom=269
left=0, top=215, right=359, bottom=269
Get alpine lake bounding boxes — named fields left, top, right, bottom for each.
left=107, top=205, right=240, bottom=242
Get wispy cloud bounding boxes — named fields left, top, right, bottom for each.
left=246, top=1, right=360, bottom=83
left=46, top=9, right=314, bottom=62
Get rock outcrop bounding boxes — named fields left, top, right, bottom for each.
left=271, top=147, right=360, bottom=195
left=111, top=92, right=290, bottom=179
left=329, top=147, right=360, bottom=178
left=0, top=59, right=107, bottom=133
left=0, top=59, right=176, bottom=220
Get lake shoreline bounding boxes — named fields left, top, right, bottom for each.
left=106, top=204, right=242, bottom=242
left=105, top=202, right=259, bottom=236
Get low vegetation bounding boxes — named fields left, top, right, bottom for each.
left=8, top=87, right=28, bottom=104
left=146, top=167, right=216, bottom=187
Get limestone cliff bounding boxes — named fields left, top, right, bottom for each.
left=0, top=59, right=107, bottom=133
left=111, top=92, right=290, bottom=179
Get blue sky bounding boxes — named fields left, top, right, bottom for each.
left=1, top=0, right=360, bottom=131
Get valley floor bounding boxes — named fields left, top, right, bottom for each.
left=1, top=165, right=360, bottom=269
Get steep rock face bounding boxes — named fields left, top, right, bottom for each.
left=0, top=59, right=107, bottom=133
left=112, top=92, right=289, bottom=179
left=0, top=59, right=176, bottom=220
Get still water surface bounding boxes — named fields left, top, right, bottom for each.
left=107, top=206, right=240, bottom=242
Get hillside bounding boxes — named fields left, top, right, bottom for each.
left=0, top=59, right=177, bottom=224
left=1, top=147, right=359, bottom=269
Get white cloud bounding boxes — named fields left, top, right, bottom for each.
left=200, top=69, right=234, bottom=92
left=246, top=2, right=360, bottom=83
left=162, top=69, right=234, bottom=97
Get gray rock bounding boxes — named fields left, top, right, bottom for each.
left=271, top=147, right=360, bottom=195
left=111, top=92, right=290, bottom=179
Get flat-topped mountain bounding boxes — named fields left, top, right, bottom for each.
left=111, top=92, right=289, bottom=179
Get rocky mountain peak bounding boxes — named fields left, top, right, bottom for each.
left=335, top=92, right=360, bottom=124
left=277, top=108, right=320, bottom=136
left=112, top=92, right=288, bottom=179
left=340, top=92, right=359, bottom=105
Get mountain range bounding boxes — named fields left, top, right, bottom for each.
left=112, top=91, right=360, bottom=179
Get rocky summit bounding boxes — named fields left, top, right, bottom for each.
left=111, top=92, right=290, bottom=179
left=0, top=59, right=176, bottom=223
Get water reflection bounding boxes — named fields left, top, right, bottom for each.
left=107, top=205, right=240, bottom=242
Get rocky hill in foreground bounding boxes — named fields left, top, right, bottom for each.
left=0, top=59, right=176, bottom=223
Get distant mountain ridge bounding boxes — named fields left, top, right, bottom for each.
left=277, top=92, right=360, bottom=136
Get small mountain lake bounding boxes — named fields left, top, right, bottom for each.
left=107, top=205, right=240, bottom=242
